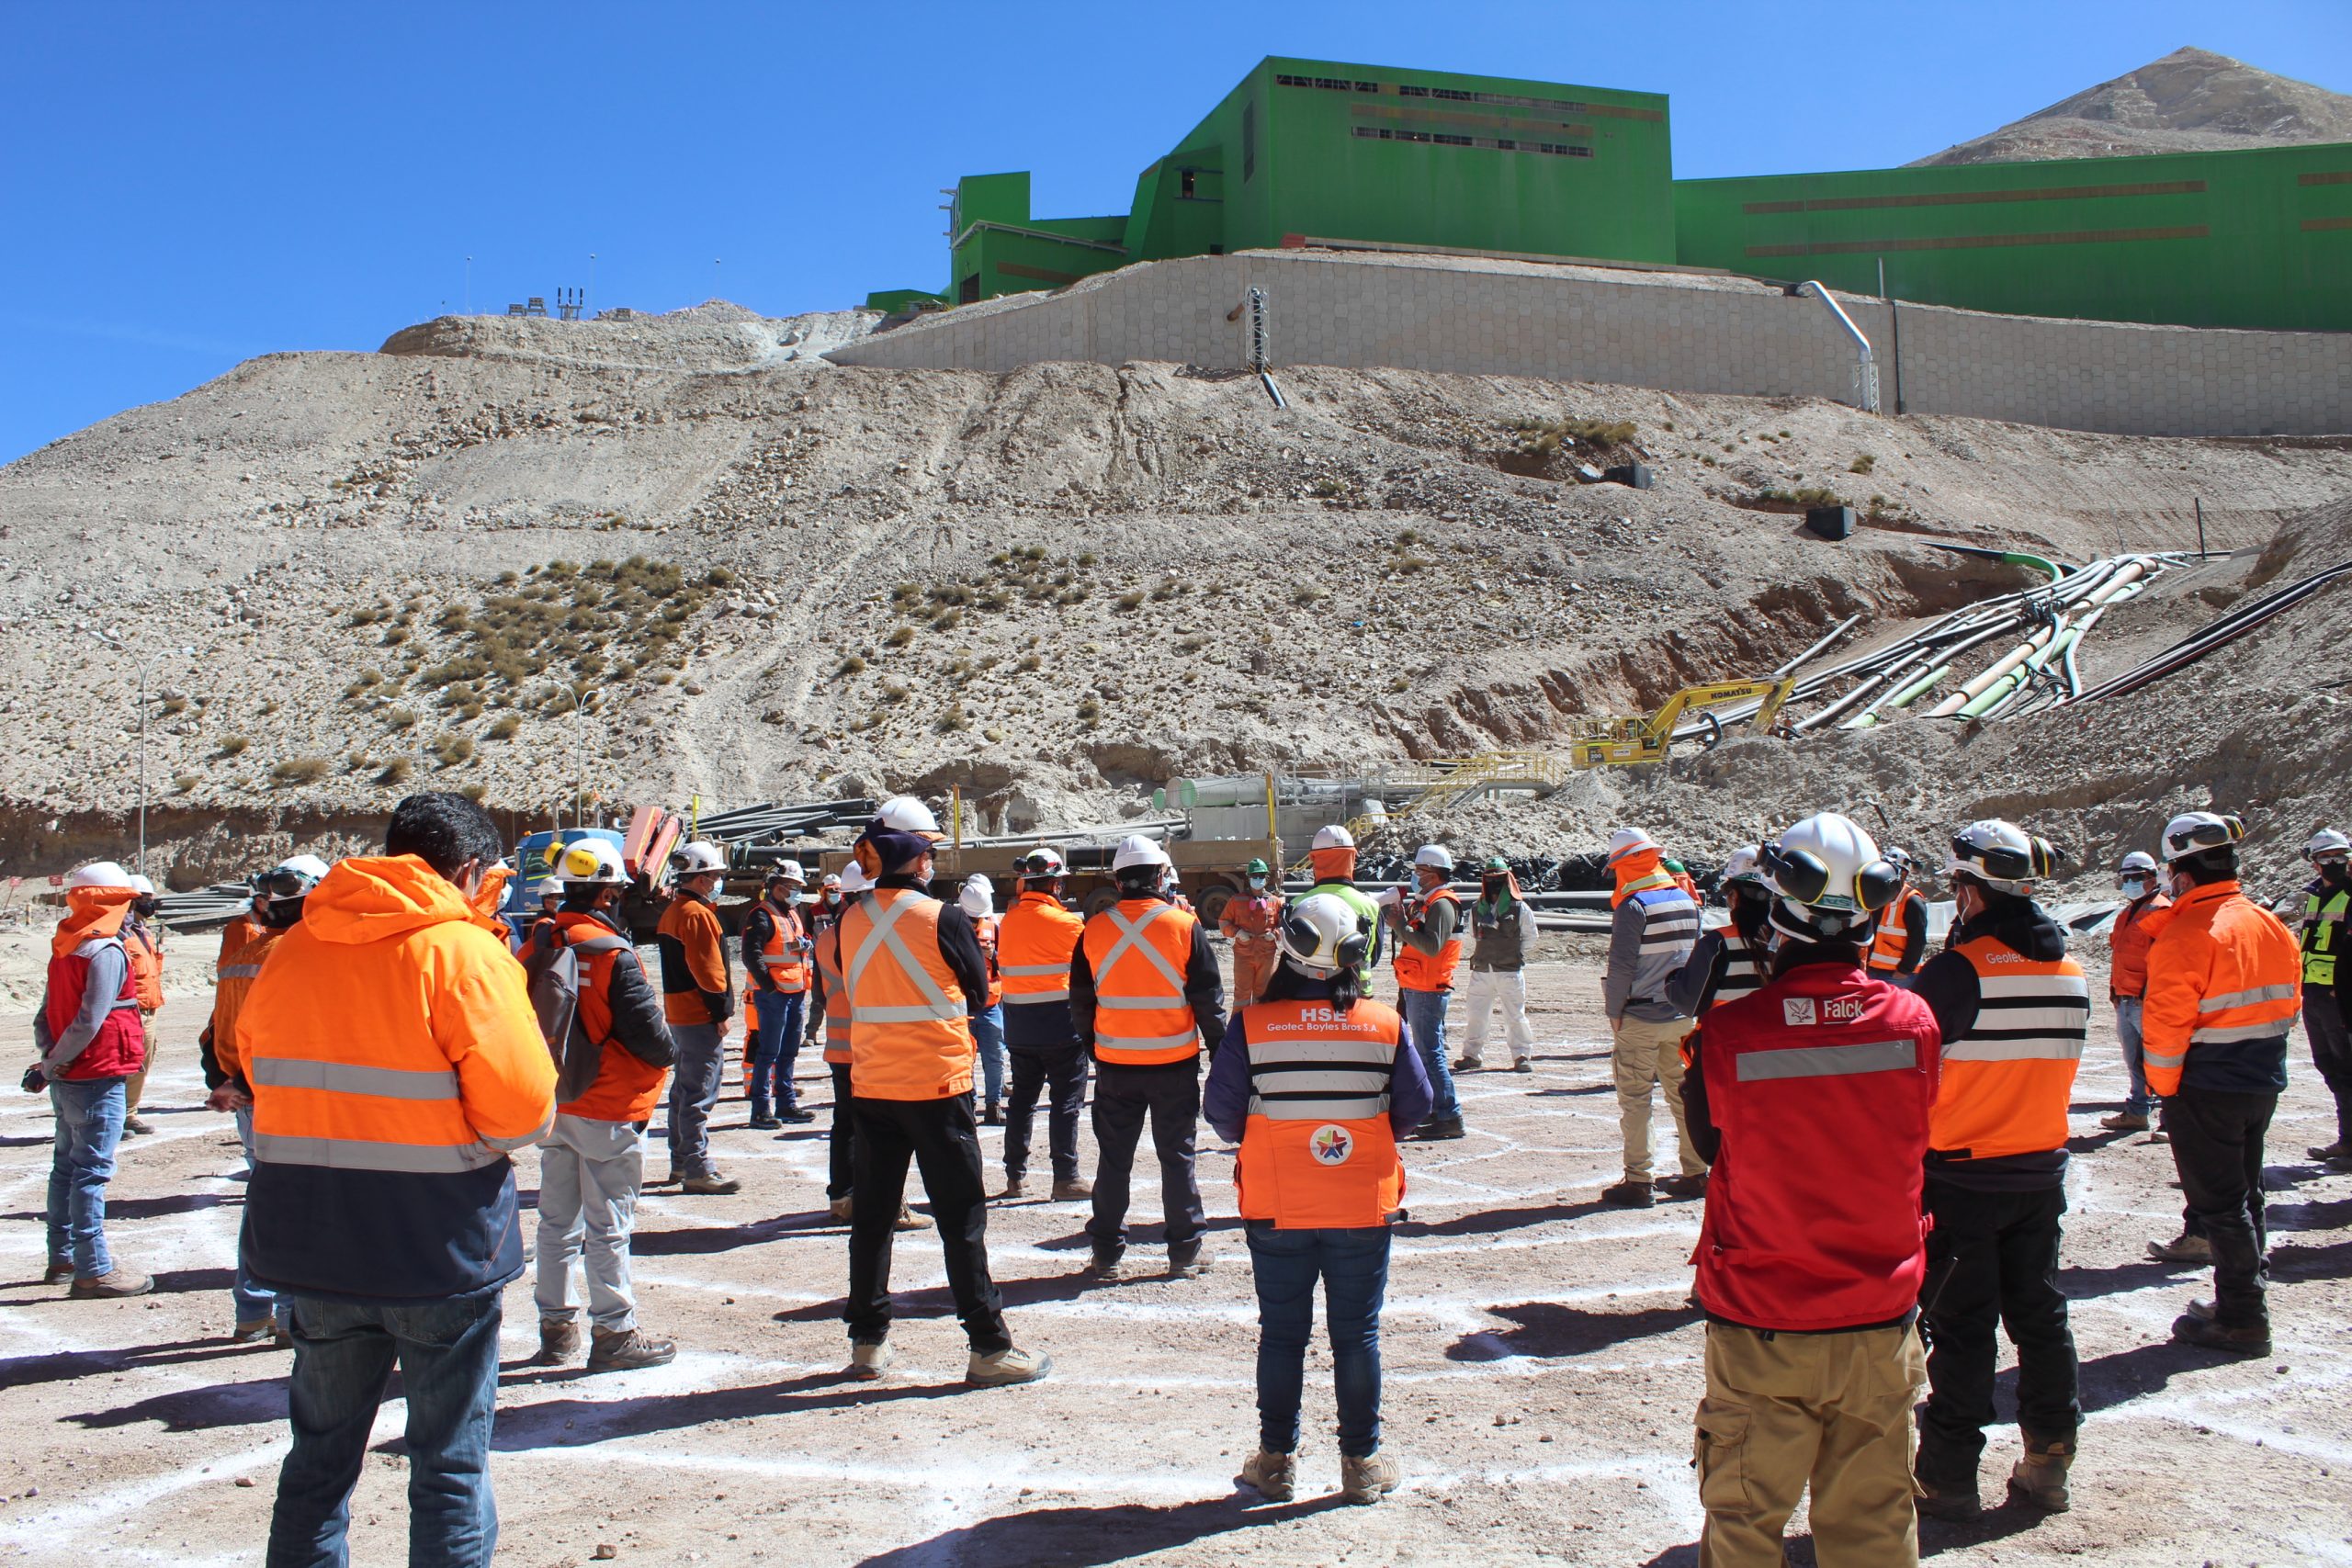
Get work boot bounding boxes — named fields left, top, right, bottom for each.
left=750, top=1100, right=780, bottom=1131
left=2308, top=1138, right=2352, bottom=1161
left=1513, top=1057, right=1534, bottom=1074
left=1001, top=1174, right=1028, bottom=1200
left=1412, top=1114, right=1465, bottom=1142
left=43, top=1257, right=73, bottom=1285
left=536, top=1315, right=582, bottom=1365
left=2147, top=1231, right=2212, bottom=1264
left=1913, top=1474, right=1982, bottom=1521
left=984, top=1101, right=1002, bottom=1126
left=1086, top=1245, right=1126, bottom=1280
left=588, top=1326, right=677, bottom=1372
left=2008, top=1437, right=2075, bottom=1513
left=682, top=1173, right=742, bottom=1196
left=1051, top=1178, right=1093, bottom=1201
left=1340, top=1450, right=1400, bottom=1504
left=123, top=1114, right=154, bottom=1136
left=1656, top=1173, right=1709, bottom=1201
left=2184, top=1296, right=2218, bottom=1321
left=2172, top=1312, right=2270, bottom=1357
left=827, top=1194, right=854, bottom=1223
left=1451, top=1055, right=1482, bottom=1072
left=778, top=1106, right=816, bottom=1124
left=895, top=1204, right=933, bottom=1232
left=2101, top=1111, right=2151, bottom=1132
left=1168, top=1239, right=1210, bottom=1279
left=230, top=1319, right=277, bottom=1348
left=1601, top=1179, right=1655, bottom=1209
left=967, top=1345, right=1052, bottom=1387
left=1240, top=1450, right=1295, bottom=1502
left=847, top=1340, right=893, bottom=1382
left=69, top=1269, right=154, bottom=1299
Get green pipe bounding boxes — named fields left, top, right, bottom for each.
left=1959, top=671, right=2025, bottom=718
left=1884, top=665, right=1951, bottom=709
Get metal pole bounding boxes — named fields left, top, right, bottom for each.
left=2195, top=496, right=2209, bottom=557
left=137, top=658, right=148, bottom=876
left=588, top=253, right=596, bottom=317
left=464, top=255, right=471, bottom=316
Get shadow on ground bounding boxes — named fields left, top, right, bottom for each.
left=855, top=1493, right=1344, bottom=1567
left=1447, top=1300, right=1699, bottom=1361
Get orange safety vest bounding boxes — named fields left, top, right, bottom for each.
left=210, top=916, right=282, bottom=1086
left=842, top=887, right=973, bottom=1100
left=1235, top=997, right=1407, bottom=1228
left=757, top=902, right=810, bottom=993
left=974, top=912, right=1004, bottom=1009
left=813, top=917, right=852, bottom=1066
left=125, top=918, right=164, bottom=1012
left=1392, top=887, right=1464, bottom=994
left=1082, top=897, right=1203, bottom=1066
left=1929, top=934, right=2090, bottom=1161
left=1866, top=887, right=1923, bottom=975
left=999, top=890, right=1082, bottom=1008
left=547, top=910, right=670, bottom=1124
left=2141, top=880, right=2303, bottom=1096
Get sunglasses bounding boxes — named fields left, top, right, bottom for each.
left=255, top=869, right=312, bottom=900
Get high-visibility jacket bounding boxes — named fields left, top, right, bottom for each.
left=1392, top=887, right=1464, bottom=993
left=842, top=886, right=974, bottom=1100
left=210, top=916, right=284, bottom=1088
left=124, top=917, right=165, bottom=1011
left=657, top=891, right=731, bottom=1028
left=1605, top=868, right=1700, bottom=1022
left=2302, top=877, right=2350, bottom=989
left=1220, top=891, right=1283, bottom=943
left=1082, top=897, right=1204, bottom=1066
left=41, top=901, right=145, bottom=1082
left=1711, top=928, right=1765, bottom=1010
left=751, top=901, right=810, bottom=994
left=1235, top=997, right=1408, bottom=1228
left=238, top=854, right=557, bottom=1303
left=2109, top=892, right=2177, bottom=1000
left=547, top=909, right=672, bottom=1124
left=1001, top=890, right=1083, bottom=1049
left=974, top=913, right=1004, bottom=1009
left=1866, top=888, right=1929, bottom=976
left=812, top=917, right=854, bottom=1066
left=1930, top=933, right=2089, bottom=1162
left=2143, top=879, right=2301, bottom=1097
left=1692, top=960, right=1941, bottom=1332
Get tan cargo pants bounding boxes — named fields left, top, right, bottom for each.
left=1611, top=1013, right=1703, bottom=1181
left=1694, top=1320, right=1928, bottom=1568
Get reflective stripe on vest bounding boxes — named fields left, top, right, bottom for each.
left=1737, top=1038, right=1917, bottom=1080
left=1713, top=931, right=1764, bottom=1010
left=1866, top=890, right=1915, bottom=973
left=249, top=1132, right=509, bottom=1174
left=1236, top=998, right=1406, bottom=1229
left=845, top=895, right=963, bottom=1024
left=1636, top=888, right=1700, bottom=954
left=760, top=906, right=810, bottom=992
left=1930, top=935, right=2087, bottom=1159
left=249, top=1056, right=460, bottom=1100
left=2191, top=982, right=2301, bottom=1043
left=1089, top=902, right=1200, bottom=1061
left=2306, top=887, right=2348, bottom=986
left=219, top=963, right=265, bottom=979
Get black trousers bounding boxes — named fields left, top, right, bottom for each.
left=2306, top=986, right=2352, bottom=1143
left=843, top=1094, right=1009, bottom=1353
left=1005, top=1045, right=1088, bottom=1183
left=1917, top=1182, right=2080, bottom=1485
left=1088, top=1059, right=1204, bottom=1250
left=2168, top=1087, right=2278, bottom=1329
left=825, top=1062, right=856, bottom=1200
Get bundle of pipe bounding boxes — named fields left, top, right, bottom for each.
left=2069, top=558, right=2352, bottom=706
left=1925, top=560, right=2151, bottom=719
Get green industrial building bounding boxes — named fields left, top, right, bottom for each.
left=868, top=55, right=2351, bottom=333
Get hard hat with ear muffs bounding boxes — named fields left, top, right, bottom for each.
left=1761, top=813, right=1903, bottom=944
left=1279, top=892, right=1372, bottom=976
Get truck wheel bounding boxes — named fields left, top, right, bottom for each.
left=1080, top=885, right=1120, bottom=919
left=1193, top=882, right=1235, bottom=928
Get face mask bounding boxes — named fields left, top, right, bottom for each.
left=132, top=896, right=158, bottom=918
left=2120, top=878, right=2148, bottom=899
left=822, top=890, right=840, bottom=906
left=1247, top=876, right=1266, bottom=892
left=779, top=889, right=802, bottom=906
left=2325, top=860, right=2351, bottom=885
left=1482, top=877, right=1505, bottom=898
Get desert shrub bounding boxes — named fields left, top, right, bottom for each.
left=218, top=735, right=250, bottom=757
left=838, top=654, right=867, bottom=675
left=884, top=626, right=914, bottom=648
left=272, top=757, right=331, bottom=784
left=1510, top=416, right=1636, bottom=457
left=1849, top=454, right=1877, bottom=474
left=485, top=715, right=521, bottom=740
left=1016, top=653, right=1041, bottom=672
left=1115, top=591, right=1145, bottom=612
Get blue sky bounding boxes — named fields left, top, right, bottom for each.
left=3, top=0, right=2345, bottom=466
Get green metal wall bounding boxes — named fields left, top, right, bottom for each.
left=1675, top=142, right=2352, bottom=332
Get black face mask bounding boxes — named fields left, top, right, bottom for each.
left=131, top=896, right=159, bottom=919
left=2326, top=862, right=2351, bottom=886
left=261, top=896, right=306, bottom=930
left=1482, top=877, right=1506, bottom=899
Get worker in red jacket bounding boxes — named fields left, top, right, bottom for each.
left=1679, top=813, right=1941, bottom=1568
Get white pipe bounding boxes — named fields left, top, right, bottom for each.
left=1798, top=281, right=1881, bottom=414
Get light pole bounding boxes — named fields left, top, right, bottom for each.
left=465, top=254, right=472, bottom=316
left=714, top=257, right=721, bottom=297
left=78, top=627, right=194, bottom=878
left=560, top=680, right=597, bottom=831
left=588, top=253, right=596, bottom=317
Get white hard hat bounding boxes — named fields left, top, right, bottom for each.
left=1413, top=844, right=1454, bottom=872
left=1016, top=845, right=1068, bottom=879
left=1947, top=818, right=2056, bottom=896
left=1113, top=833, right=1172, bottom=873
left=277, top=854, right=332, bottom=884
left=837, top=863, right=874, bottom=895
left=1762, top=813, right=1901, bottom=943
left=874, top=795, right=944, bottom=839
left=128, top=874, right=156, bottom=897
left=2306, top=829, right=2350, bottom=862
left=671, top=840, right=727, bottom=876
left=1605, top=828, right=1657, bottom=866
left=958, top=875, right=994, bottom=918
left=1312, top=824, right=1354, bottom=852
left=2119, top=850, right=2159, bottom=875
left=557, top=838, right=629, bottom=886
left=530, top=877, right=563, bottom=898
left=820, top=872, right=842, bottom=889
left=67, top=861, right=135, bottom=891
left=1720, top=845, right=1766, bottom=888
left=769, top=859, right=808, bottom=885
left=1279, top=891, right=1372, bottom=976
left=2163, top=811, right=2245, bottom=864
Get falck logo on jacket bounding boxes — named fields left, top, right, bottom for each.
left=1309, top=1124, right=1355, bottom=1165
left=1783, top=997, right=1817, bottom=1027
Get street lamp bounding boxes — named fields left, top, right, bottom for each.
left=78, top=626, right=195, bottom=878
left=557, top=678, right=599, bottom=831
left=588, top=253, right=596, bottom=317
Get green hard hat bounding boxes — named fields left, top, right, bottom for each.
left=1244, top=858, right=1271, bottom=875
left=1484, top=856, right=1510, bottom=873
left=1663, top=858, right=1687, bottom=873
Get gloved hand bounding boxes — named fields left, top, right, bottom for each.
left=22, top=1062, right=51, bottom=1095
left=702, top=989, right=736, bottom=1025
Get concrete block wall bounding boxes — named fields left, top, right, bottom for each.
left=828, top=249, right=2352, bottom=438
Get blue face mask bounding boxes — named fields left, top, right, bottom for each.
left=2120, top=877, right=2148, bottom=899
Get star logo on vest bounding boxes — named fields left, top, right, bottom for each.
left=1782, top=997, right=1817, bottom=1027
left=1309, top=1124, right=1354, bottom=1166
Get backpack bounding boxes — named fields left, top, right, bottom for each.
left=522, top=921, right=630, bottom=1104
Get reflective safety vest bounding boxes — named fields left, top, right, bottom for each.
left=1392, top=887, right=1464, bottom=994
left=1083, top=898, right=1203, bottom=1066
left=1235, top=997, right=1407, bottom=1229
left=813, top=918, right=853, bottom=1066
left=210, top=917, right=284, bottom=1086
left=842, top=887, right=973, bottom=1100
left=2303, top=881, right=2349, bottom=988
left=974, top=913, right=1003, bottom=1009
left=1711, top=928, right=1765, bottom=1011
left=758, top=903, right=810, bottom=994
left=124, top=919, right=164, bottom=1011
left=1866, top=888, right=1923, bottom=976
left=546, top=910, right=669, bottom=1124
left=2143, top=880, right=2303, bottom=1096
left=1931, top=934, right=2090, bottom=1161
left=1001, top=892, right=1081, bottom=1008
left=43, top=936, right=145, bottom=1081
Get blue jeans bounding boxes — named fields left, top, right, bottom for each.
left=1246, top=1222, right=1392, bottom=1458
left=267, top=1292, right=503, bottom=1568
left=1399, top=987, right=1459, bottom=1120
left=750, top=989, right=807, bottom=1113
left=47, top=1076, right=126, bottom=1277
left=233, top=1105, right=284, bottom=1325
left=2115, top=998, right=2153, bottom=1114
left=972, top=1004, right=1006, bottom=1105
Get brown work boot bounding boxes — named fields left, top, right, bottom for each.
left=827, top=1195, right=854, bottom=1223
left=681, top=1173, right=742, bottom=1196
left=1914, top=1476, right=1982, bottom=1521
left=2008, top=1437, right=2075, bottom=1513
left=1656, top=1173, right=1709, bottom=1201
left=1051, top=1177, right=1093, bottom=1201
left=2172, top=1312, right=2270, bottom=1357
left=536, top=1315, right=582, bottom=1365
left=69, top=1269, right=153, bottom=1299
left=2147, top=1231, right=2211, bottom=1264
left=1240, top=1449, right=1295, bottom=1502
left=587, top=1326, right=677, bottom=1372
left=2101, top=1111, right=2151, bottom=1132
left=895, top=1203, right=933, bottom=1232
left=1340, top=1450, right=1400, bottom=1504
left=1167, top=1239, right=1210, bottom=1279
left=1600, top=1179, right=1655, bottom=1209
left=1000, top=1174, right=1028, bottom=1200
left=230, top=1319, right=277, bottom=1348
left=966, top=1344, right=1052, bottom=1387
left=43, top=1257, right=74, bottom=1285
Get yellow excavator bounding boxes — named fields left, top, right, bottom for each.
left=1566, top=678, right=1796, bottom=767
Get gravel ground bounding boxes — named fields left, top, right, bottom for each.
left=4, top=944, right=2349, bottom=1567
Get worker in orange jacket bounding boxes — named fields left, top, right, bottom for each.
left=658, top=840, right=739, bottom=1195
left=1219, top=858, right=1283, bottom=1008
left=119, top=874, right=166, bottom=1134
left=998, top=848, right=1091, bottom=1201
left=34, top=863, right=151, bottom=1299
left=2102, top=850, right=2175, bottom=1132
left=2140, top=811, right=2303, bottom=1358
left=237, top=792, right=556, bottom=1565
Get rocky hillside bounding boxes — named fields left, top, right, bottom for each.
left=2, top=301, right=2348, bottom=891
left=1912, top=46, right=2352, bottom=165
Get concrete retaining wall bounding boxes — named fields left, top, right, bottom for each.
left=826, top=249, right=2352, bottom=438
